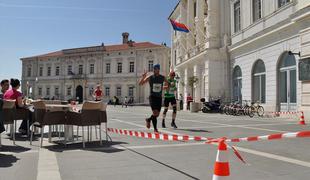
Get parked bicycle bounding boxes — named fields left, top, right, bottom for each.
left=250, top=101, right=264, bottom=117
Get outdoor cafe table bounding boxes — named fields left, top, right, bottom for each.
left=45, top=104, right=79, bottom=142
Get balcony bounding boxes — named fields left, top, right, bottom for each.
left=176, top=43, right=206, bottom=66
left=70, top=74, right=86, bottom=79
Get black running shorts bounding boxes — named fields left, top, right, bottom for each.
left=164, top=97, right=177, bottom=107
left=149, top=96, right=162, bottom=111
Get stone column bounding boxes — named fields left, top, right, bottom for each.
left=187, top=0, right=195, bottom=49
left=180, top=0, right=188, bottom=57
left=204, top=60, right=210, bottom=100
left=196, top=0, right=206, bottom=45
left=205, top=0, right=220, bottom=48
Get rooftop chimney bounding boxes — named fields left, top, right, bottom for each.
left=122, top=32, right=129, bottom=44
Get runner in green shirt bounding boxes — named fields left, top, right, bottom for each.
left=162, top=71, right=178, bottom=128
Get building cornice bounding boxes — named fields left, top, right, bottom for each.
left=230, top=5, right=310, bottom=52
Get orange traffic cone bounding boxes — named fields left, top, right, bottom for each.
left=212, top=139, right=230, bottom=180
left=299, top=111, right=306, bottom=125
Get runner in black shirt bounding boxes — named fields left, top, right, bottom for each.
left=139, top=64, right=168, bottom=132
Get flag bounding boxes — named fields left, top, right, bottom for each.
left=169, top=19, right=189, bottom=33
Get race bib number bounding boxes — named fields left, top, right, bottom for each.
left=153, top=83, right=162, bottom=93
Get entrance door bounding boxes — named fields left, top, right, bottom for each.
left=233, top=66, right=242, bottom=103
left=279, top=69, right=296, bottom=111
left=76, top=85, right=83, bottom=103
left=278, top=52, right=297, bottom=112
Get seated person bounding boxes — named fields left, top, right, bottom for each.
left=4, top=79, right=33, bottom=135
left=0, top=79, right=9, bottom=133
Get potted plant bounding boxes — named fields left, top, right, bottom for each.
left=188, top=76, right=200, bottom=112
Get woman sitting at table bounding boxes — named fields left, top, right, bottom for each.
left=4, top=79, right=33, bottom=135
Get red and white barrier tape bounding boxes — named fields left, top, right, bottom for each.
left=107, top=128, right=213, bottom=142
left=207, top=131, right=310, bottom=144
left=268, top=111, right=301, bottom=115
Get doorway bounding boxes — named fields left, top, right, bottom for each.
left=76, top=85, right=83, bottom=103
left=278, top=52, right=297, bottom=112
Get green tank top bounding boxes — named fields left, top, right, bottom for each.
left=164, top=78, right=176, bottom=98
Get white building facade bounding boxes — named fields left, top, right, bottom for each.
left=230, top=0, right=310, bottom=113
left=170, top=0, right=310, bottom=114
left=21, top=33, right=170, bottom=104
left=170, top=0, right=231, bottom=104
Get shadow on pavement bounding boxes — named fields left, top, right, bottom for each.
left=2, top=133, right=39, bottom=142
left=174, top=128, right=212, bottom=133
left=45, top=140, right=128, bottom=154
left=0, top=145, right=31, bottom=153
left=123, top=145, right=200, bottom=180
left=0, top=154, right=20, bottom=168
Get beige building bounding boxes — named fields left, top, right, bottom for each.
left=170, top=0, right=231, bottom=104
left=21, top=33, right=170, bottom=103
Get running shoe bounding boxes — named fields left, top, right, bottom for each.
left=145, top=118, right=151, bottom=129
left=154, top=129, right=159, bottom=133
left=171, top=122, right=178, bottom=129
left=162, top=121, right=166, bottom=128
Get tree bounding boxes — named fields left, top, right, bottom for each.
left=188, top=76, right=199, bottom=101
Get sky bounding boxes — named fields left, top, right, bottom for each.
left=0, top=0, right=179, bottom=81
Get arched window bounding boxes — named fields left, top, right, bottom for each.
left=233, top=66, right=242, bottom=103
left=252, top=60, right=266, bottom=103
left=278, top=52, right=297, bottom=111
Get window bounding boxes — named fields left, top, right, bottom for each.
left=89, top=87, right=94, bottom=96
left=116, top=87, right=121, bottom=96
left=55, top=66, right=60, bottom=76
left=55, top=87, right=59, bottom=96
left=106, top=63, right=110, bottom=74
left=253, top=0, right=262, bottom=22
left=233, top=66, right=242, bottom=103
left=252, top=60, right=266, bottom=103
left=278, top=0, right=290, bottom=8
left=78, top=65, right=83, bottom=75
left=129, top=62, right=134, bottom=73
left=27, top=67, right=31, bottom=77
left=67, top=87, right=72, bottom=96
left=148, top=60, right=154, bottom=72
left=38, top=87, right=42, bottom=96
left=90, top=64, right=95, bottom=74
left=105, top=87, right=110, bottom=97
left=194, top=1, right=197, bottom=18
left=46, top=87, right=50, bottom=96
left=174, top=50, right=177, bottom=65
left=128, top=87, right=134, bottom=97
left=47, top=67, right=51, bottom=76
left=234, top=0, right=241, bottom=33
left=117, top=62, right=122, bottom=73
left=39, top=67, right=43, bottom=76
left=68, top=65, right=72, bottom=75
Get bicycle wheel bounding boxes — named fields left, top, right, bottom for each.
left=244, top=106, right=249, bottom=116
left=248, top=106, right=255, bottom=118
left=257, top=106, right=264, bottom=117
left=224, top=106, right=229, bottom=115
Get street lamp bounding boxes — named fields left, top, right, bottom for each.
left=288, top=51, right=301, bottom=57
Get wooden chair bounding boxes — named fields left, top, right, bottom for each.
left=1, top=100, right=16, bottom=145
left=67, top=101, right=103, bottom=148
left=31, top=100, right=67, bottom=147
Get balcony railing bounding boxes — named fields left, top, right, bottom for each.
left=70, top=74, right=86, bottom=79
left=176, top=43, right=206, bottom=65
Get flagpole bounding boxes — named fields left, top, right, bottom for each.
left=178, top=3, right=209, bottom=40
